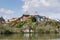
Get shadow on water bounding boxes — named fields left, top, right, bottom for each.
left=0, top=33, right=60, bottom=40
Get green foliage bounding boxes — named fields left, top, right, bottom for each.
left=16, top=21, right=27, bottom=28
left=0, top=15, right=60, bottom=34
left=0, top=17, right=5, bottom=23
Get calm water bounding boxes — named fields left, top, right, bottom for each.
left=0, top=34, right=60, bottom=40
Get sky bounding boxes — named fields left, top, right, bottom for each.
left=0, top=0, right=24, bottom=20
left=0, top=0, right=60, bottom=20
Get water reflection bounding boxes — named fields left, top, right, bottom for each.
left=0, top=34, right=60, bottom=40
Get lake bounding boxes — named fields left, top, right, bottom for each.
left=0, top=34, right=60, bottom=40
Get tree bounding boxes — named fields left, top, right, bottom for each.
left=0, top=17, right=5, bottom=23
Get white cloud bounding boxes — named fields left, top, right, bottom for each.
left=22, top=0, right=60, bottom=11
left=22, top=0, right=60, bottom=19
left=0, top=8, right=14, bottom=14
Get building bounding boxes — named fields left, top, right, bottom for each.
left=17, top=14, right=31, bottom=21
left=9, top=18, right=17, bottom=22
left=5, top=18, right=17, bottom=24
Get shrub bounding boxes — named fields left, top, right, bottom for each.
left=16, top=21, right=26, bottom=28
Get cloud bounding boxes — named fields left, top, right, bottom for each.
left=22, top=0, right=60, bottom=19
left=22, top=0, right=60, bottom=11
left=0, top=8, right=14, bottom=14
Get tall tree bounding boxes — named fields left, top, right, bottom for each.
left=0, top=17, right=5, bottom=23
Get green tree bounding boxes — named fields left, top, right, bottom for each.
left=0, top=17, right=5, bottom=23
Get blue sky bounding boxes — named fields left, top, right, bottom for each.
left=0, top=0, right=24, bottom=20
left=0, top=0, right=60, bottom=20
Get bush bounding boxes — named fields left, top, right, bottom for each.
left=16, top=21, right=26, bottom=28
